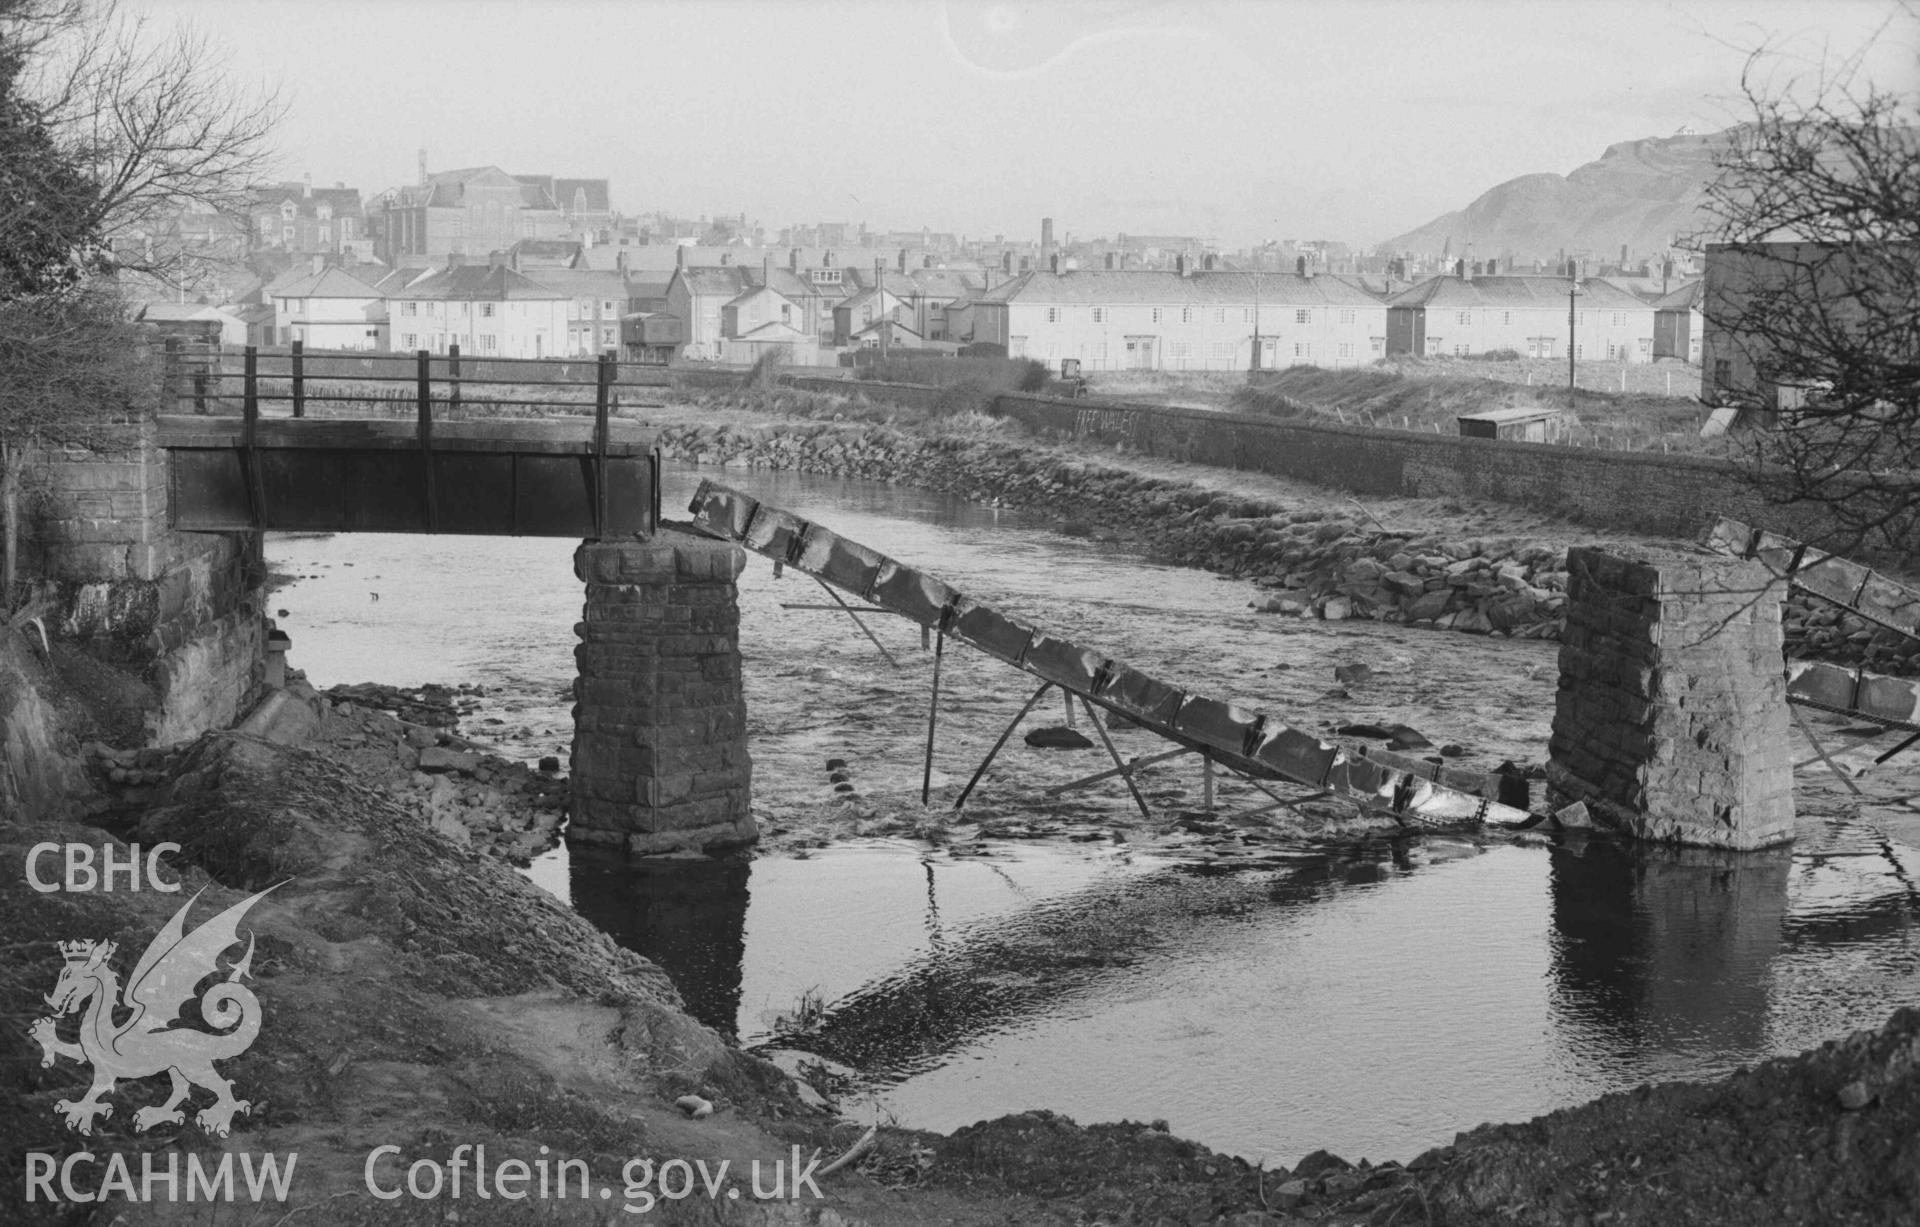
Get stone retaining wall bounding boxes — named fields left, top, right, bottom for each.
left=20, top=421, right=265, bottom=744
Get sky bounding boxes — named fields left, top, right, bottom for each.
left=129, top=0, right=1918, bottom=249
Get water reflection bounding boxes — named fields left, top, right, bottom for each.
left=1548, top=837, right=1791, bottom=1080
left=569, top=847, right=751, bottom=1037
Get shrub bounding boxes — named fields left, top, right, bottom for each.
left=1014, top=358, right=1050, bottom=392
left=959, top=341, right=1007, bottom=359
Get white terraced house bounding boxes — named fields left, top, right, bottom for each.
left=967, top=268, right=1389, bottom=371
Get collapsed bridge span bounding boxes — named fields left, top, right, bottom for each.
left=687, top=479, right=1532, bottom=829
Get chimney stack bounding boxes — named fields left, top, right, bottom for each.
left=1040, top=217, right=1055, bottom=269
left=418, top=148, right=427, bottom=187
left=675, top=245, right=686, bottom=270
left=898, top=248, right=908, bottom=273
left=1003, top=251, right=1013, bottom=273
left=1104, top=252, right=1116, bottom=270
left=1176, top=253, right=1187, bottom=277
left=1203, top=253, right=1216, bottom=271
left=789, top=246, right=799, bottom=272
left=1296, top=255, right=1307, bottom=276
left=1049, top=253, right=1060, bottom=274
left=923, top=253, right=933, bottom=269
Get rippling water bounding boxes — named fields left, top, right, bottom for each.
left=268, top=463, right=1920, bottom=1167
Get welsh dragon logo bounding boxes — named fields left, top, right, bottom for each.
left=29, top=885, right=279, bottom=1138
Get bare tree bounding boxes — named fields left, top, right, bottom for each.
left=18, top=0, right=281, bottom=294
left=1700, top=35, right=1920, bottom=558
left=0, top=0, right=278, bottom=607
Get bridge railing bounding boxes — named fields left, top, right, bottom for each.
left=160, top=340, right=671, bottom=421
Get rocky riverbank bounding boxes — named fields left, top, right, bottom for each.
left=647, top=393, right=1919, bottom=677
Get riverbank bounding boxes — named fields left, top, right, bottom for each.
left=8, top=659, right=1919, bottom=1224
left=639, top=386, right=1919, bottom=678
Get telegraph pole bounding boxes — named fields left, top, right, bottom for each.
left=1566, top=258, right=1580, bottom=411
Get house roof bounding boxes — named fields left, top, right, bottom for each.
left=271, top=266, right=382, bottom=299
left=674, top=266, right=755, bottom=297
left=1652, top=280, right=1703, bottom=310
left=1387, top=274, right=1651, bottom=311
left=731, top=320, right=813, bottom=343
left=518, top=268, right=628, bottom=298
left=853, top=317, right=924, bottom=340
left=723, top=284, right=799, bottom=310
left=974, top=270, right=1385, bottom=308
left=397, top=264, right=567, bottom=301
left=511, top=238, right=582, bottom=260
left=139, top=303, right=240, bottom=323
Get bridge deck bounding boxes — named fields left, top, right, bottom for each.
left=160, top=415, right=659, bottom=537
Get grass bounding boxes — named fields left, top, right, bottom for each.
left=1233, top=362, right=1734, bottom=454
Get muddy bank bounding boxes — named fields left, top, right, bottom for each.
left=645, top=392, right=1918, bottom=677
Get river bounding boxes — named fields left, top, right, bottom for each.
left=266, top=463, right=1920, bottom=1167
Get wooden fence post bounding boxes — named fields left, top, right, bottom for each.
left=291, top=339, right=305, bottom=418
left=448, top=342, right=461, bottom=417
left=418, top=349, right=437, bottom=530
left=593, top=351, right=612, bottom=538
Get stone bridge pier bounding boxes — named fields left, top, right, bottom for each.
left=569, top=528, right=755, bottom=855
left=1548, top=545, right=1794, bottom=850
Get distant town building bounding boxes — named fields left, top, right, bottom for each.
left=268, top=264, right=386, bottom=350
left=387, top=260, right=569, bottom=358
left=1651, top=280, right=1704, bottom=363
left=378, top=164, right=610, bottom=263
left=967, top=268, right=1386, bottom=371
left=1386, top=273, right=1657, bottom=361
left=249, top=179, right=368, bottom=259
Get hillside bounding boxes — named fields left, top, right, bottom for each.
left=1379, top=128, right=1736, bottom=264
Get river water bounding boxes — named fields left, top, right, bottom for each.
left=267, top=464, right=1920, bottom=1167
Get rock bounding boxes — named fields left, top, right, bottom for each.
left=1259, top=595, right=1308, bottom=615
left=404, top=724, right=437, bottom=749
left=1406, top=590, right=1452, bottom=622
left=1293, top=1149, right=1353, bottom=1178
left=1335, top=723, right=1395, bottom=739
left=1025, top=726, right=1094, bottom=750
left=417, top=746, right=481, bottom=774
left=429, top=811, right=471, bottom=847
left=1271, top=1179, right=1309, bottom=1210
left=1322, top=1171, right=1366, bottom=1195
left=1322, top=596, right=1352, bottom=622
left=1439, top=744, right=1467, bottom=758
left=1838, top=1080, right=1874, bottom=1110
left=674, top=1094, right=714, bottom=1119
left=538, top=755, right=561, bottom=773
left=1555, top=800, right=1592, bottom=830
left=1333, top=663, right=1374, bottom=684
left=1385, top=724, right=1432, bottom=750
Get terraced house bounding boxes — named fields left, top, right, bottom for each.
left=386, top=262, right=569, bottom=358
left=968, top=268, right=1388, bottom=371
left=1386, top=273, right=1658, bottom=361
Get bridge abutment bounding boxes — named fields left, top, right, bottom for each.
left=569, top=530, right=756, bottom=855
left=1547, top=545, right=1794, bottom=849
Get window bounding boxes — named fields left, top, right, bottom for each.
left=1370, top=337, right=1384, bottom=353
left=1338, top=341, right=1355, bottom=358
left=575, top=298, right=591, bottom=319
left=402, top=333, right=416, bottom=350
left=1611, top=312, right=1625, bottom=326
left=781, top=303, right=791, bottom=321
left=1011, top=336, right=1028, bottom=356
left=1578, top=311, right=1587, bottom=325
left=1456, top=311, right=1472, bottom=325
left=1295, top=309, right=1311, bottom=324
left=1087, top=342, right=1107, bottom=361
left=603, top=300, right=617, bottom=314
left=1453, top=344, right=1469, bottom=356
left=1713, top=358, right=1731, bottom=387
left=1501, top=311, right=1512, bottom=325
left=1091, top=307, right=1104, bottom=323
left=1151, top=308, right=1162, bottom=323
left=1638, top=337, right=1652, bottom=356
left=1180, top=307, right=1193, bottom=324
left=1577, top=343, right=1586, bottom=359
left=1169, top=341, right=1192, bottom=359
left=1242, top=308, right=1253, bottom=323
left=1046, top=307, right=1060, bottom=323
left=1295, top=341, right=1312, bottom=358
left=1214, top=308, right=1226, bottom=323
left=318, top=225, right=330, bottom=244
left=1606, top=341, right=1619, bottom=359
left=481, top=303, right=496, bottom=318
left=478, top=334, right=497, bottom=354
left=602, top=327, right=616, bottom=345
left=1339, top=309, right=1355, bottom=325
